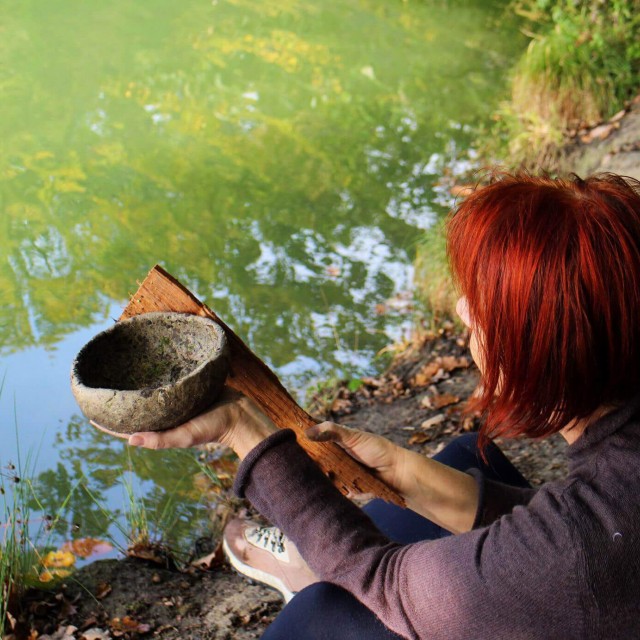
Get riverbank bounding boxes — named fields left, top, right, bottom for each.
left=555, top=94, right=640, bottom=180
left=11, top=98, right=640, bottom=640
left=415, top=93, right=640, bottom=321
left=12, top=327, right=572, bottom=639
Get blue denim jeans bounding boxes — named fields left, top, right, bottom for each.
left=261, top=433, right=531, bottom=640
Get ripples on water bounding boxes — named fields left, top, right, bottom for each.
left=0, top=0, right=522, bottom=554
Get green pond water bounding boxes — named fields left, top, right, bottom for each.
left=0, top=0, right=523, bottom=558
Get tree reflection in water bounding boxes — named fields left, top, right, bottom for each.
left=1, top=0, right=523, bottom=550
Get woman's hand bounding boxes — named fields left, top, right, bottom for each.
left=308, top=422, right=479, bottom=534
left=126, top=388, right=278, bottom=459
left=306, top=422, right=407, bottom=495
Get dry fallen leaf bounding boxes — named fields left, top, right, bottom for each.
left=330, top=397, right=352, bottom=414
left=62, top=537, right=113, bottom=560
left=110, top=616, right=152, bottom=636
left=411, top=356, right=470, bottom=387
left=39, top=625, right=78, bottom=640
left=609, top=108, right=626, bottom=123
left=192, top=541, right=225, bottom=571
left=6, top=611, right=17, bottom=631
left=431, top=393, right=460, bottom=409
left=580, top=122, right=618, bottom=144
left=82, top=629, right=111, bottom=640
left=439, top=356, right=470, bottom=372
left=42, top=550, right=76, bottom=569
left=95, top=582, right=112, bottom=600
left=420, top=414, right=445, bottom=430
left=127, top=542, right=175, bottom=568
left=408, top=432, right=432, bottom=445
left=412, top=362, right=441, bottom=386
left=419, top=395, right=433, bottom=409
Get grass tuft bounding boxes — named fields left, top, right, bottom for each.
left=488, top=0, right=640, bottom=168
left=1, top=396, right=83, bottom=631
left=413, top=221, right=459, bottom=325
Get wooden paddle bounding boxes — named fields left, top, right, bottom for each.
left=120, top=265, right=404, bottom=506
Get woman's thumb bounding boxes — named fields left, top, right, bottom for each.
left=306, top=422, right=361, bottom=449
left=306, top=421, right=345, bottom=443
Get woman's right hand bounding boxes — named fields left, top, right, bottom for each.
left=306, top=422, right=406, bottom=496
left=307, top=422, right=479, bottom=534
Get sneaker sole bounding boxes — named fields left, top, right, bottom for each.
left=222, top=537, right=295, bottom=604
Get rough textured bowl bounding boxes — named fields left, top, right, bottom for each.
left=71, top=312, right=228, bottom=435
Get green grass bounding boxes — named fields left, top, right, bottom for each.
left=0, top=392, right=83, bottom=631
left=1, top=389, right=43, bottom=629
left=121, top=468, right=151, bottom=548
left=413, top=220, right=460, bottom=325
left=119, top=448, right=213, bottom=566
left=488, top=0, right=640, bottom=167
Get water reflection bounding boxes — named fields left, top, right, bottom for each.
left=1, top=0, right=523, bottom=550
left=1, top=0, right=521, bottom=367
left=31, top=414, right=219, bottom=557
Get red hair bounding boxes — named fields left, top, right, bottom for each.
left=447, top=172, right=640, bottom=443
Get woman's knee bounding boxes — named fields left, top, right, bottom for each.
left=432, top=432, right=481, bottom=469
left=291, top=581, right=346, bottom=607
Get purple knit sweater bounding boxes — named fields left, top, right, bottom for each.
left=234, top=398, right=640, bottom=639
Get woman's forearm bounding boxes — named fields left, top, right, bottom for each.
left=395, top=447, right=479, bottom=534
left=304, top=421, right=480, bottom=534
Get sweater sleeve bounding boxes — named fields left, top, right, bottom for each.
left=234, top=430, right=583, bottom=640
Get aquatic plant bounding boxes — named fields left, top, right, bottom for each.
left=0, top=399, right=83, bottom=631
left=119, top=448, right=215, bottom=568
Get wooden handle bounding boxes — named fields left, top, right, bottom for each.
left=121, top=265, right=404, bottom=506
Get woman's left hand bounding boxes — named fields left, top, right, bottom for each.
left=307, top=421, right=479, bottom=534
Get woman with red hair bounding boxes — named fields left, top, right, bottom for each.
left=129, top=173, right=640, bottom=639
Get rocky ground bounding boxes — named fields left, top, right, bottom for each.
left=9, top=96, right=639, bottom=640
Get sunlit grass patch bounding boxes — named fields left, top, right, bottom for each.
left=414, top=221, right=459, bottom=325
left=489, top=0, right=640, bottom=167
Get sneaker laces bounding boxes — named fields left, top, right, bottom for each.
left=248, top=525, right=287, bottom=555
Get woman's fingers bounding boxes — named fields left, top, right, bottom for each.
left=128, top=421, right=202, bottom=449
left=306, top=421, right=399, bottom=475
left=306, top=421, right=380, bottom=460
left=127, top=393, right=238, bottom=449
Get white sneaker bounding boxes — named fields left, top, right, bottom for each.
left=222, top=518, right=318, bottom=603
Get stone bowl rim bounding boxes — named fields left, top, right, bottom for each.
left=70, top=311, right=228, bottom=396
